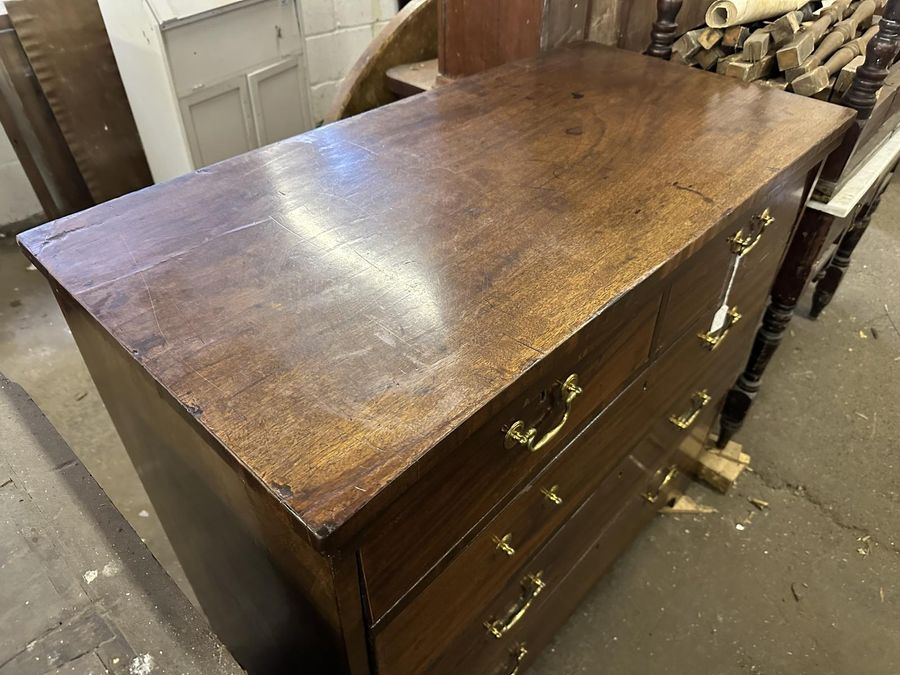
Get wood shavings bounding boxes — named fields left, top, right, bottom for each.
left=857, top=535, right=871, bottom=556
left=661, top=494, right=718, bottom=514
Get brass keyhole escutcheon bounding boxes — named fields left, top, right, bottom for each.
left=541, top=485, right=563, bottom=505
left=493, top=533, right=515, bottom=557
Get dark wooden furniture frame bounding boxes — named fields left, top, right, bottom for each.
left=648, top=0, right=686, bottom=60
left=716, top=0, right=900, bottom=447
left=810, top=158, right=899, bottom=317
left=20, top=41, right=851, bottom=674
left=645, top=0, right=900, bottom=447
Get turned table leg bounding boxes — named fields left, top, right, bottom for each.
left=717, top=207, right=835, bottom=448
left=810, top=204, right=873, bottom=318
left=647, top=0, right=685, bottom=60
left=812, top=168, right=895, bottom=318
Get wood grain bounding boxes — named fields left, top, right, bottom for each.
left=361, top=282, right=661, bottom=623
left=425, top=436, right=690, bottom=675
left=52, top=287, right=363, bottom=673
left=18, top=44, right=853, bottom=554
left=373, top=286, right=768, bottom=674
left=438, top=0, right=543, bottom=76
left=655, top=168, right=809, bottom=350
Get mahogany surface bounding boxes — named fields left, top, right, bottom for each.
left=18, top=42, right=854, bottom=673
left=374, top=289, right=769, bottom=674
left=18, top=44, right=853, bottom=553
left=361, top=280, right=662, bottom=622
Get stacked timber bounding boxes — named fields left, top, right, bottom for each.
left=672, top=0, right=886, bottom=100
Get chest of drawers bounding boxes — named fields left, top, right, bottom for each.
left=19, top=44, right=852, bottom=674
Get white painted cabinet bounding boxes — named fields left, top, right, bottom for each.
left=99, top=0, right=314, bottom=183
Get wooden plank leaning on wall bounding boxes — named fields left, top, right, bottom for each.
left=0, top=14, right=93, bottom=220
left=6, top=0, right=152, bottom=204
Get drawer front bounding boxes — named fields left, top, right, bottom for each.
left=425, top=440, right=689, bottom=675
left=361, top=284, right=662, bottom=622
left=371, top=294, right=765, bottom=674
left=655, top=169, right=809, bottom=352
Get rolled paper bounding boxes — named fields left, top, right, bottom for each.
left=706, top=0, right=809, bottom=28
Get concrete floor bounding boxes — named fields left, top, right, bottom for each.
left=0, top=230, right=192, bottom=602
left=1, top=375, right=242, bottom=674
left=1, top=182, right=899, bottom=674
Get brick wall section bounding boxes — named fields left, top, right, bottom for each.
left=302, top=0, right=398, bottom=125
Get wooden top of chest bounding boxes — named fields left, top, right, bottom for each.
left=20, top=44, right=852, bottom=547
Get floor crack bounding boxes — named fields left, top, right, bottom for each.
left=748, top=468, right=900, bottom=556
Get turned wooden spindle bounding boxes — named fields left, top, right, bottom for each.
left=788, top=0, right=878, bottom=79
left=717, top=201, right=833, bottom=449
left=818, top=0, right=900, bottom=193
left=792, top=25, right=879, bottom=96
left=777, top=0, right=851, bottom=70
left=647, top=0, right=685, bottom=60
left=810, top=182, right=889, bottom=318
left=843, top=0, right=900, bottom=120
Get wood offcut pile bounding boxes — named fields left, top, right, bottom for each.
left=673, top=0, right=886, bottom=100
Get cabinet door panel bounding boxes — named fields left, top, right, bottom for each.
left=179, top=76, right=255, bottom=167
left=248, top=56, right=313, bottom=146
left=164, top=0, right=304, bottom=97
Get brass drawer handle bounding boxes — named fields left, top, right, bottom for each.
left=668, top=390, right=711, bottom=430
left=729, top=208, right=774, bottom=257
left=644, top=465, right=679, bottom=503
left=540, top=485, right=563, bottom=506
left=698, top=307, right=742, bottom=350
left=484, top=572, right=546, bottom=639
left=504, top=374, right=582, bottom=452
left=493, top=533, right=516, bottom=557
left=504, top=644, right=528, bottom=675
